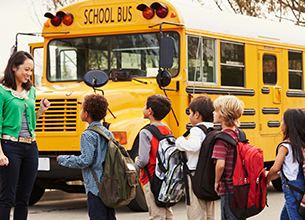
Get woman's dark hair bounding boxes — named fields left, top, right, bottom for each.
left=0, top=51, right=33, bottom=91
left=282, top=108, right=305, bottom=164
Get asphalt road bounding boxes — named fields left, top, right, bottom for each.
left=18, top=185, right=285, bottom=220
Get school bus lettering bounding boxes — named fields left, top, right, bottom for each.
left=84, top=6, right=132, bottom=25
left=117, top=6, right=132, bottom=22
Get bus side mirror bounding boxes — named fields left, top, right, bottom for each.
left=156, top=70, right=171, bottom=87
left=84, top=70, right=109, bottom=88
left=160, top=36, right=174, bottom=69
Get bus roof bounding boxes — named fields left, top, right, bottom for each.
left=172, top=1, right=305, bottom=47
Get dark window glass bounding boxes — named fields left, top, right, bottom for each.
left=288, top=51, right=302, bottom=90
left=263, top=54, right=277, bottom=85
left=220, top=42, right=244, bottom=87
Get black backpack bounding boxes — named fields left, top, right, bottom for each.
left=191, top=124, right=221, bottom=201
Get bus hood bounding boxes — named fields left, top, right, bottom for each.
left=35, top=79, right=158, bottom=109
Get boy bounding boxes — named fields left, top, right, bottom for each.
left=57, top=94, right=116, bottom=220
left=134, top=94, right=173, bottom=220
left=176, top=95, right=215, bottom=220
left=211, top=95, right=244, bottom=220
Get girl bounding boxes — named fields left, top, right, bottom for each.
left=266, top=108, right=305, bottom=220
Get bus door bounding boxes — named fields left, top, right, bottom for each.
left=258, top=47, right=283, bottom=135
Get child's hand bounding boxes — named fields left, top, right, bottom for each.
left=135, top=156, right=139, bottom=162
left=56, top=156, right=59, bottom=162
left=214, top=181, right=219, bottom=192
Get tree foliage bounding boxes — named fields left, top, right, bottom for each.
left=194, top=0, right=305, bottom=26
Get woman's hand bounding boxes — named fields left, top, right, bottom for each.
left=0, top=153, right=9, bottom=166
left=36, top=97, right=51, bottom=119
left=40, top=97, right=50, bottom=112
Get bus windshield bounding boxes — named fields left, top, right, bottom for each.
left=47, top=32, right=179, bottom=82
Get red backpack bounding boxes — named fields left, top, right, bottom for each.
left=216, top=129, right=267, bottom=219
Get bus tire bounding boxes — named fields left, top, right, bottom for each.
left=127, top=138, right=148, bottom=212
left=29, top=182, right=45, bottom=206
left=271, top=177, right=283, bottom=192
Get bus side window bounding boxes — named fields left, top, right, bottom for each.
left=220, top=41, right=244, bottom=87
left=263, top=54, right=277, bottom=85
left=187, top=36, right=216, bottom=84
left=288, top=51, right=303, bottom=90
left=33, top=47, right=44, bottom=87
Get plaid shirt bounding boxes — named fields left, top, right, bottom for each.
left=212, top=128, right=239, bottom=195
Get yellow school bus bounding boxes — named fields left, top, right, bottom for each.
left=28, top=0, right=305, bottom=210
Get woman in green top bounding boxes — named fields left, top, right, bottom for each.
left=0, top=51, right=50, bottom=220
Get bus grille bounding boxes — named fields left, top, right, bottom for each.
left=35, top=99, right=77, bottom=132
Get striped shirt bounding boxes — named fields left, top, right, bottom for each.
left=212, top=128, right=239, bottom=195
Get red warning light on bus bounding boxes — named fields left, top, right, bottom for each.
left=57, top=11, right=74, bottom=26
left=137, top=4, right=155, bottom=20
left=151, top=2, right=168, bottom=18
left=44, top=11, right=74, bottom=27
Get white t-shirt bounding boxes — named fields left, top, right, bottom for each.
left=282, top=142, right=300, bottom=181
left=176, top=122, right=214, bottom=170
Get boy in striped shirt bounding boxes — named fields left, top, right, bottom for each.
left=212, top=95, right=244, bottom=220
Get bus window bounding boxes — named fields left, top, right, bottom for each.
left=187, top=36, right=216, bottom=84
left=33, top=47, right=44, bottom=87
left=59, top=50, right=77, bottom=80
left=263, top=54, right=277, bottom=85
left=220, top=41, right=244, bottom=87
left=288, top=51, right=303, bottom=90
left=47, top=32, right=179, bottom=82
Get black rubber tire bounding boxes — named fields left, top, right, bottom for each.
left=29, top=182, right=45, bottom=206
left=127, top=138, right=148, bottom=212
left=271, top=177, right=283, bottom=192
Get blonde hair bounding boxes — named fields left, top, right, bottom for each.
left=214, top=95, right=244, bottom=127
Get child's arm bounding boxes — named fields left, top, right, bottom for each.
left=57, top=132, right=97, bottom=169
left=134, top=129, right=151, bottom=171
left=214, top=159, right=225, bottom=192
left=176, top=127, right=204, bottom=152
left=266, top=145, right=288, bottom=184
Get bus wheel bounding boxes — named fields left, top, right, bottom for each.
left=271, top=177, right=283, bottom=192
left=127, top=138, right=148, bottom=212
left=29, top=182, right=45, bottom=206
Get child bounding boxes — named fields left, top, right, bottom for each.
left=57, top=94, right=116, bottom=220
left=176, top=95, right=215, bottom=220
left=134, top=94, right=173, bottom=220
left=266, top=108, right=305, bottom=220
left=211, top=95, right=244, bottom=220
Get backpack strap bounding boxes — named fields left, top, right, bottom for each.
left=214, top=128, right=247, bottom=193
left=144, top=124, right=173, bottom=141
left=86, top=126, right=111, bottom=186
left=87, top=125, right=112, bottom=141
left=278, top=141, right=305, bottom=196
left=214, top=128, right=247, bottom=146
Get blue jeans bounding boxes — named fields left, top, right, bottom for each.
left=221, top=194, right=239, bottom=220
left=280, top=167, right=305, bottom=220
left=0, top=140, right=38, bottom=220
left=87, top=192, right=116, bottom=220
